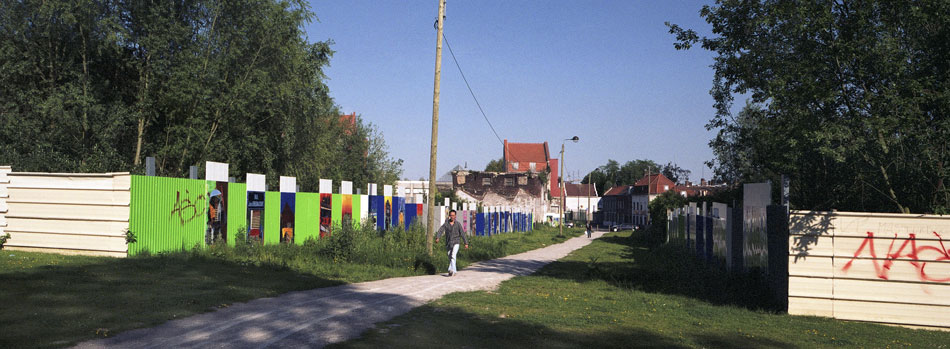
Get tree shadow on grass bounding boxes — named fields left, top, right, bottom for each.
left=534, top=233, right=784, bottom=312
left=333, top=304, right=693, bottom=349
left=0, top=254, right=345, bottom=348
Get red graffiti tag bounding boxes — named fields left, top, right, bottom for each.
left=841, top=231, right=950, bottom=282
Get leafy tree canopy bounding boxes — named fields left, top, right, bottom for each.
left=669, top=0, right=950, bottom=213
left=484, top=158, right=504, bottom=172
left=0, top=0, right=401, bottom=191
left=582, top=159, right=691, bottom=194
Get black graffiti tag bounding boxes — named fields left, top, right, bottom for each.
left=170, top=189, right=207, bottom=225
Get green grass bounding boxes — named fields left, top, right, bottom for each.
left=334, top=231, right=950, bottom=348
left=0, top=225, right=581, bottom=348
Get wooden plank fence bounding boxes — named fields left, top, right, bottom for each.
left=788, top=210, right=950, bottom=329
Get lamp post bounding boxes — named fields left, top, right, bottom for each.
left=559, top=136, right=579, bottom=237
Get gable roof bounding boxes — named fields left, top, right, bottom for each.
left=634, top=173, right=676, bottom=195
left=503, top=140, right=550, bottom=172
left=603, top=185, right=633, bottom=196
left=564, top=183, right=598, bottom=197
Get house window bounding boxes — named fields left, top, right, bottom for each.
left=518, top=176, right=527, bottom=185
left=529, top=162, right=536, bottom=172
left=663, top=185, right=669, bottom=191
left=482, top=178, right=491, bottom=186
left=512, top=163, right=519, bottom=170
left=504, top=178, right=515, bottom=186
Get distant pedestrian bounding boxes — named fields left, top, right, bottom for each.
left=435, top=209, right=469, bottom=276
left=586, top=221, right=593, bottom=238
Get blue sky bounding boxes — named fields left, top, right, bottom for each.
left=305, top=0, right=720, bottom=184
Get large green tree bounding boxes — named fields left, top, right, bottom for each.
left=0, top=0, right=401, bottom=191
left=670, top=0, right=950, bottom=213
left=583, top=159, right=674, bottom=193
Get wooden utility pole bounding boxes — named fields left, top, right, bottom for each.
left=426, top=0, right=446, bottom=256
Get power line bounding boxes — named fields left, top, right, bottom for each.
left=442, top=33, right=505, bottom=147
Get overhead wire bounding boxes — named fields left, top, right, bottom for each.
left=442, top=32, right=505, bottom=147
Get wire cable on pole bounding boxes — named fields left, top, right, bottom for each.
left=443, top=33, right=505, bottom=146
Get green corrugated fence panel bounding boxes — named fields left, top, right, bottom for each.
left=128, top=175, right=206, bottom=256
left=295, top=192, right=319, bottom=244
left=332, top=193, right=342, bottom=229
left=351, top=194, right=362, bottom=229
left=265, top=191, right=280, bottom=245
left=227, top=183, right=247, bottom=247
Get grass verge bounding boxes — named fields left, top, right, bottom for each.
left=334, top=230, right=950, bottom=348
left=0, top=225, right=582, bottom=348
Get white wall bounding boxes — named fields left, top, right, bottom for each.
left=0, top=166, right=10, bottom=237
left=3, top=172, right=131, bottom=257
left=789, top=210, right=950, bottom=329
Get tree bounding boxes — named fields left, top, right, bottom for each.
left=484, top=158, right=504, bottom=172
left=0, top=0, right=403, bottom=191
left=646, top=190, right=688, bottom=244
left=661, top=162, right=692, bottom=184
left=669, top=0, right=950, bottom=213
left=582, top=159, right=666, bottom=191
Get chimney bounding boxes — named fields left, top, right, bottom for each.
left=685, top=180, right=692, bottom=187
left=700, top=178, right=707, bottom=186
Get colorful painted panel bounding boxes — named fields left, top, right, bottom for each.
left=279, top=193, right=295, bottom=244
left=395, top=197, right=405, bottom=230
left=206, top=181, right=228, bottom=245
left=264, top=192, right=280, bottom=245
left=476, top=213, right=485, bottom=236
left=384, top=196, right=392, bottom=231
left=360, top=195, right=369, bottom=228
left=493, top=212, right=499, bottom=235
left=460, top=210, right=468, bottom=234
left=226, top=183, right=247, bottom=246
left=374, top=196, right=385, bottom=231
left=319, top=193, right=332, bottom=238
left=246, top=191, right=265, bottom=242
left=351, top=194, right=362, bottom=229
left=295, top=193, right=319, bottom=244
left=128, top=176, right=206, bottom=255
left=342, top=194, right=353, bottom=228
left=332, top=193, right=342, bottom=229
left=404, top=203, right=416, bottom=230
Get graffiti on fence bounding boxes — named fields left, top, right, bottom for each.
left=841, top=231, right=950, bottom=283
left=170, top=189, right=206, bottom=225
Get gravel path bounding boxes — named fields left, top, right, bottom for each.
left=75, top=231, right=605, bottom=348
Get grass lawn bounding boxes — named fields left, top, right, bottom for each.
left=334, top=231, right=950, bottom=348
left=0, top=226, right=581, bottom=348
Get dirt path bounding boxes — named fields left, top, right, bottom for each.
left=75, top=231, right=605, bottom=348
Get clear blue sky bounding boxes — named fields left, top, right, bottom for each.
left=305, top=0, right=720, bottom=184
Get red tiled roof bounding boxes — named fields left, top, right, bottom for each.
left=504, top=140, right=550, bottom=172
left=564, top=183, right=597, bottom=197
left=603, top=185, right=632, bottom=196
left=634, top=173, right=675, bottom=194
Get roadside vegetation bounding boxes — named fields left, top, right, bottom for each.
left=0, top=225, right=582, bottom=348
left=337, top=230, right=950, bottom=348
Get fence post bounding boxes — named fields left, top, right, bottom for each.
left=145, top=157, right=155, bottom=176
left=695, top=210, right=704, bottom=257
left=730, top=205, right=743, bottom=272
left=705, top=215, right=714, bottom=263
left=767, top=204, right=789, bottom=312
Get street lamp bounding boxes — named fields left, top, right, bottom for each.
left=559, top=136, right=579, bottom=237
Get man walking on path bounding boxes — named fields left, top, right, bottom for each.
left=435, top=209, right=468, bottom=276
left=586, top=221, right=593, bottom=238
